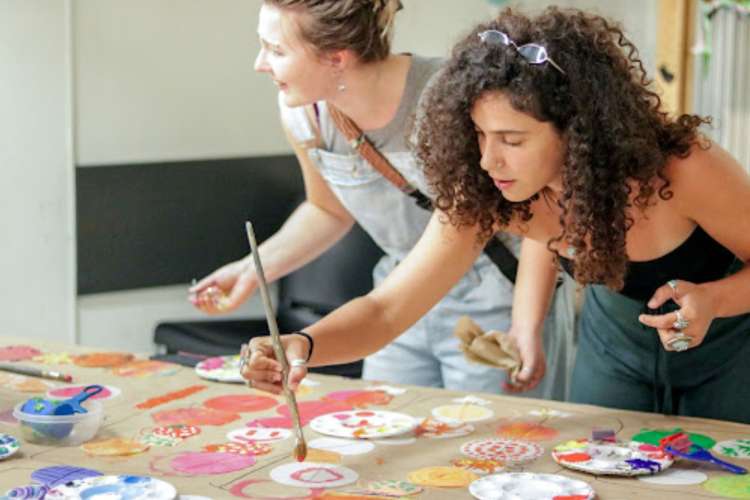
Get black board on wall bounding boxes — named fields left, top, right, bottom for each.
left=76, top=155, right=304, bottom=295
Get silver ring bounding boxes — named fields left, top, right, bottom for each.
left=671, top=339, right=690, bottom=352
left=289, top=358, right=307, bottom=368
left=672, top=310, right=690, bottom=330
left=667, top=279, right=678, bottom=294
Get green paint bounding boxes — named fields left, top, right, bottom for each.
left=703, top=475, right=750, bottom=499
left=631, top=428, right=716, bottom=449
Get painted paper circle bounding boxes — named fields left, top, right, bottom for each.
left=714, top=439, right=750, bottom=460
left=0, top=345, right=42, bottom=361
left=270, top=462, right=358, bottom=489
left=451, top=458, right=506, bottom=475
left=366, top=480, right=422, bottom=497
left=308, top=437, right=375, bottom=455
left=139, top=433, right=183, bottom=448
left=47, top=384, right=120, bottom=401
left=638, top=468, right=708, bottom=485
left=169, top=451, right=255, bottom=475
left=203, top=394, right=277, bottom=413
left=228, top=427, right=291, bottom=443
left=407, top=466, right=478, bottom=488
left=495, top=422, right=559, bottom=441
left=0, top=433, right=20, bottom=460
left=432, top=404, right=494, bottom=423
left=152, top=407, right=239, bottom=427
left=631, top=428, right=716, bottom=449
left=111, top=360, right=178, bottom=377
left=462, top=438, right=544, bottom=464
left=703, top=475, right=750, bottom=498
left=469, top=472, right=595, bottom=500
left=415, top=417, right=475, bottom=439
left=46, top=475, right=177, bottom=500
left=72, top=352, right=134, bottom=368
left=82, top=438, right=150, bottom=457
left=202, top=441, right=271, bottom=456
left=31, top=465, right=102, bottom=486
left=152, top=424, right=201, bottom=439
left=552, top=439, right=673, bottom=476
left=309, top=410, right=417, bottom=439
left=322, top=390, right=393, bottom=408
left=195, top=356, right=243, bottom=383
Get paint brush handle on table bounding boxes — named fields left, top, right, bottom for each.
left=245, top=221, right=307, bottom=462
left=0, top=363, right=73, bottom=383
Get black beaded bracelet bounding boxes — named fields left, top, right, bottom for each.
left=290, top=331, right=314, bottom=363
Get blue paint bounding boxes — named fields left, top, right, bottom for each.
left=626, top=458, right=662, bottom=473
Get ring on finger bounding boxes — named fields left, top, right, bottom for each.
left=290, top=358, right=307, bottom=368
left=672, top=310, right=690, bottom=330
left=667, top=279, right=678, bottom=295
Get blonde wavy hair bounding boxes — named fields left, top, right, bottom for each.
left=264, top=0, right=402, bottom=62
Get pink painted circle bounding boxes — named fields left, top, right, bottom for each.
left=47, top=385, right=119, bottom=401
left=169, top=451, right=255, bottom=475
left=152, top=407, right=240, bottom=427
left=203, top=394, right=277, bottom=413
left=0, top=345, right=42, bottom=361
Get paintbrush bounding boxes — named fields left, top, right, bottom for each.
left=244, top=221, right=307, bottom=462
left=0, top=363, right=73, bottom=383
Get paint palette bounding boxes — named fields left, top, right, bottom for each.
left=195, top=355, right=243, bottom=383
left=46, top=475, right=177, bottom=499
left=0, top=433, right=20, bottom=460
left=552, top=438, right=673, bottom=476
left=469, top=472, right=595, bottom=500
left=309, top=410, right=418, bottom=439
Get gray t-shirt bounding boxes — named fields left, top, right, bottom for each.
left=318, top=55, right=443, bottom=154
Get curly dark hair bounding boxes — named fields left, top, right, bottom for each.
left=415, top=7, right=710, bottom=290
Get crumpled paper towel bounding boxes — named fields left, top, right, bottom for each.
left=454, top=316, right=521, bottom=381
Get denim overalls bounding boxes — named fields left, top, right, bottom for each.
left=280, top=93, right=574, bottom=399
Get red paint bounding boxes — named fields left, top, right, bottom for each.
left=204, top=394, right=277, bottom=413
left=558, top=453, right=592, bottom=463
left=228, top=479, right=323, bottom=499
left=495, top=422, right=559, bottom=441
left=323, top=390, right=392, bottom=408
left=276, top=400, right=352, bottom=422
left=136, top=385, right=207, bottom=410
left=49, top=385, right=114, bottom=401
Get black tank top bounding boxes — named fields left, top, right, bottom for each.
left=559, top=225, right=737, bottom=301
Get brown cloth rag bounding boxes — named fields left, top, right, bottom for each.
left=454, top=316, right=522, bottom=381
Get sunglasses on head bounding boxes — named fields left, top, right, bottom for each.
left=478, top=29, right=566, bottom=75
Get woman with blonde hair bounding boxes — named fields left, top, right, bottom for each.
left=191, top=0, right=575, bottom=397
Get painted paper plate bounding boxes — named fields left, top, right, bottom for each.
left=461, top=438, right=544, bottom=464
left=552, top=439, right=673, bottom=476
left=46, top=475, right=177, bottom=499
left=309, top=410, right=417, bottom=439
left=0, top=433, right=20, bottom=460
left=469, top=472, right=595, bottom=500
left=195, top=355, right=243, bottom=383
left=713, top=439, right=750, bottom=460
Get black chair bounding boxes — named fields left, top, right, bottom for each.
left=152, top=223, right=383, bottom=378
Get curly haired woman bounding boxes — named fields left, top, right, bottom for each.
left=416, top=8, right=750, bottom=422
left=190, top=0, right=575, bottom=397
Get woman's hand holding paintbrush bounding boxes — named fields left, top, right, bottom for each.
left=240, top=335, right=310, bottom=394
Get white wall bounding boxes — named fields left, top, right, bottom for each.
left=0, top=1, right=76, bottom=343
left=2, top=0, right=659, bottom=353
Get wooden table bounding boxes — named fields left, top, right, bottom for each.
left=0, top=336, right=748, bottom=499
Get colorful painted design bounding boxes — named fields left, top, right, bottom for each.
left=152, top=424, right=201, bottom=439
left=31, top=465, right=102, bottom=486
left=495, top=421, right=559, bottom=441
left=277, top=400, right=353, bottom=423
left=415, top=417, right=475, bottom=439
left=82, top=438, right=150, bottom=456
left=3, top=485, right=49, bottom=499
left=0, top=433, right=20, bottom=460
left=469, top=472, right=595, bottom=500
left=631, top=428, right=716, bottom=449
left=195, top=355, right=243, bottom=383
left=365, top=480, right=422, bottom=497
left=139, top=432, right=183, bottom=448
left=32, top=352, right=72, bottom=365
left=0, top=345, right=42, bottom=361
left=703, top=475, right=750, bottom=498
left=714, top=439, right=750, bottom=460
left=169, top=451, right=256, bottom=475
left=203, top=394, right=277, bottom=413
left=228, top=478, right=323, bottom=499
left=202, top=441, right=272, bottom=456
left=152, top=407, right=239, bottom=427
left=229, top=427, right=291, bottom=443
left=111, top=360, right=179, bottom=377
left=0, top=373, right=55, bottom=393
left=72, top=352, right=134, bottom=368
left=45, top=475, right=176, bottom=500
left=451, top=457, right=505, bottom=475
left=552, top=438, right=673, bottom=476
left=269, top=462, right=358, bottom=489
left=462, top=438, right=544, bottom=464
left=322, top=390, right=393, bottom=408
left=135, top=385, right=207, bottom=410
left=431, top=404, right=494, bottom=423
left=407, top=466, right=478, bottom=488
left=47, top=384, right=120, bottom=401
left=309, top=410, right=418, bottom=439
